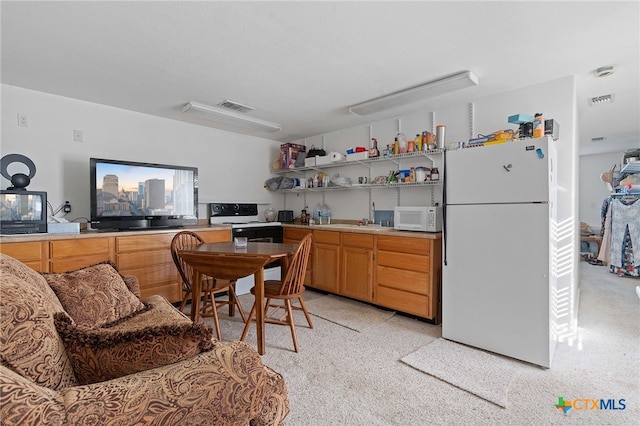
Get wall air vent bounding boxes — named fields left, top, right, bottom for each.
left=589, top=94, right=614, bottom=106
left=591, top=137, right=607, bottom=142
left=217, top=100, right=255, bottom=113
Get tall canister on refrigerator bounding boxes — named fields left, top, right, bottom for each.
left=533, top=113, right=544, bottom=138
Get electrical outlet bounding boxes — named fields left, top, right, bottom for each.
left=73, top=130, right=83, bottom=143
left=63, top=201, right=72, bottom=213
left=18, top=113, right=29, bottom=127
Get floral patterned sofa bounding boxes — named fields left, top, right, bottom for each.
left=0, top=253, right=289, bottom=425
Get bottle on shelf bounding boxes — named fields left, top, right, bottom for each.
left=416, top=133, right=422, bottom=152
left=430, top=167, right=440, bottom=181
left=533, top=113, right=544, bottom=138
left=393, top=138, right=400, bottom=155
left=369, top=137, right=380, bottom=158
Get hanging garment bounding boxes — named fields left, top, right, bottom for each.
left=609, top=197, right=640, bottom=277
left=597, top=197, right=612, bottom=265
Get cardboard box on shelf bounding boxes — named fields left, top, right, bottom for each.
left=304, top=157, right=316, bottom=167
left=280, top=143, right=306, bottom=169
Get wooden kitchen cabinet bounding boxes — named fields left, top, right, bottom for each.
left=116, top=229, right=231, bottom=302
left=49, top=237, right=115, bottom=272
left=0, top=227, right=230, bottom=304
left=312, top=230, right=340, bottom=293
left=375, top=235, right=441, bottom=322
left=283, top=227, right=313, bottom=286
left=340, top=232, right=374, bottom=301
left=0, top=240, right=49, bottom=272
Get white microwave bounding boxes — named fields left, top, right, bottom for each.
left=394, top=206, right=442, bottom=232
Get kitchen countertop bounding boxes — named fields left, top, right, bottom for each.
left=0, top=224, right=226, bottom=243
left=0, top=222, right=442, bottom=242
left=283, top=223, right=441, bottom=239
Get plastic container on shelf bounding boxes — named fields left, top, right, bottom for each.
left=533, top=113, right=544, bottom=138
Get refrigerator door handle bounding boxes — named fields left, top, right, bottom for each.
left=443, top=150, right=448, bottom=266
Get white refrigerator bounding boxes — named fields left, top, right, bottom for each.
left=442, top=137, right=556, bottom=368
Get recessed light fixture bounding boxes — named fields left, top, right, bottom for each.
left=182, top=101, right=281, bottom=133
left=589, top=94, right=614, bottom=106
left=594, top=66, right=615, bottom=78
left=348, top=71, right=479, bottom=116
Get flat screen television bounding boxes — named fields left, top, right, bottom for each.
left=0, top=190, right=48, bottom=234
left=90, top=158, right=198, bottom=231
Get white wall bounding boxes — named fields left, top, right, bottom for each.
left=579, top=151, right=626, bottom=231
left=1, top=85, right=282, bottom=222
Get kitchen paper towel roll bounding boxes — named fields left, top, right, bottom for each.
left=330, top=152, right=345, bottom=162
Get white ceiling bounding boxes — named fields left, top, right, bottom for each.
left=2, top=1, right=639, bottom=155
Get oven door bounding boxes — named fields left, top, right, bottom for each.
left=231, top=225, right=283, bottom=269
left=231, top=225, right=284, bottom=294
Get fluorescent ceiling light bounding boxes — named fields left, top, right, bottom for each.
left=348, top=71, right=479, bottom=116
left=183, top=101, right=281, bottom=133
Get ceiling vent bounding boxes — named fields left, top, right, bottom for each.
left=217, top=100, right=255, bottom=113
left=595, top=66, right=615, bottom=78
left=589, top=94, right=614, bottom=106
left=591, top=137, right=607, bottom=142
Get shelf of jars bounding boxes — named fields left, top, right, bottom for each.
left=270, top=148, right=444, bottom=175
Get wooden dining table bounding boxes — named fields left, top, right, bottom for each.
left=177, top=241, right=299, bottom=355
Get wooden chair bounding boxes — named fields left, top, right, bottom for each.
left=170, top=231, right=246, bottom=339
left=240, top=233, right=313, bottom=352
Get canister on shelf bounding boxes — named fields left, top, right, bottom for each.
left=533, top=113, right=544, bottom=138
left=430, top=167, right=440, bottom=181
left=436, top=125, right=446, bottom=148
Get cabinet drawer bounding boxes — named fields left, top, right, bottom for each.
left=117, top=250, right=174, bottom=270
left=116, top=233, right=175, bottom=253
left=314, top=230, right=340, bottom=245
left=50, top=238, right=113, bottom=259
left=118, top=263, right=178, bottom=288
left=0, top=241, right=49, bottom=272
left=376, top=250, right=430, bottom=273
left=197, top=229, right=231, bottom=243
left=376, top=265, right=429, bottom=294
left=284, top=228, right=312, bottom=240
left=377, top=235, right=430, bottom=255
left=140, top=283, right=182, bottom=302
left=375, top=286, right=430, bottom=318
left=342, top=232, right=373, bottom=249
left=50, top=255, right=114, bottom=273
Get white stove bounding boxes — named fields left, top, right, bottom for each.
left=208, top=203, right=283, bottom=295
left=208, top=203, right=281, bottom=227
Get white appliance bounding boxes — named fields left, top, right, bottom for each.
left=394, top=206, right=442, bottom=232
left=442, top=137, right=557, bottom=368
left=209, top=203, right=282, bottom=295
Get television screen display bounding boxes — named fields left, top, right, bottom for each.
left=0, top=190, right=48, bottom=234
left=90, top=158, right=198, bottom=230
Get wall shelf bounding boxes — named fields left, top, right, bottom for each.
left=270, top=149, right=443, bottom=175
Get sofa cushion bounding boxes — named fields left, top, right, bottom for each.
left=54, top=300, right=215, bottom=385
left=0, top=254, right=78, bottom=391
left=0, top=364, right=67, bottom=425
left=44, top=263, right=146, bottom=328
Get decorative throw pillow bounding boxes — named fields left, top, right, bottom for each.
left=54, top=311, right=214, bottom=385
left=43, top=263, right=146, bottom=328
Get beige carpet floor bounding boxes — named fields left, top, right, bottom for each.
left=194, top=263, right=639, bottom=425
left=304, top=294, right=396, bottom=332
left=401, top=338, right=521, bottom=408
